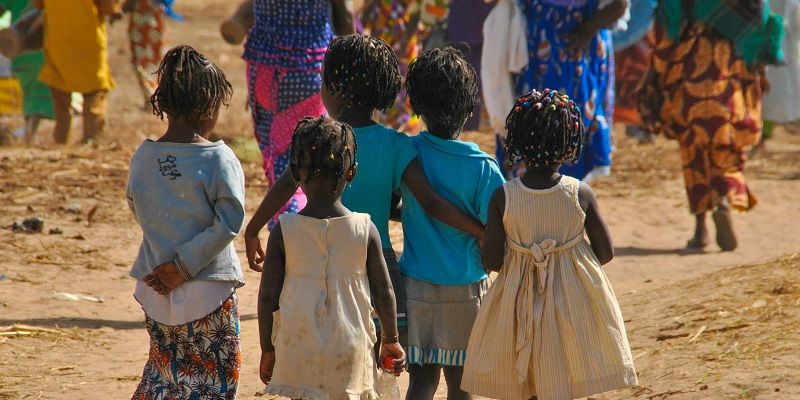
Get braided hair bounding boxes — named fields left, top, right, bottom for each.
left=406, top=46, right=478, bottom=138
left=289, top=116, right=358, bottom=186
left=323, top=34, right=401, bottom=111
left=505, top=88, right=585, bottom=169
left=149, top=45, right=233, bottom=120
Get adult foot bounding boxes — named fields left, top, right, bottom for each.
left=712, top=209, right=737, bottom=251
left=686, top=235, right=709, bottom=249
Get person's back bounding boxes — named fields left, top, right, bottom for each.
left=271, top=212, right=376, bottom=395
left=401, top=132, right=502, bottom=284
left=503, top=175, right=586, bottom=251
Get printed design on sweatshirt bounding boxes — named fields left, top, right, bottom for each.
left=157, top=155, right=182, bottom=180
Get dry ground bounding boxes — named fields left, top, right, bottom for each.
left=2, top=1, right=800, bottom=399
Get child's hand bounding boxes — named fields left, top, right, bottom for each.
left=563, top=26, right=595, bottom=55
left=379, top=342, right=406, bottom=376
left=259, top=351, right=276, bottom=385
left=245, top=232, right=265, bottom=272
left=144, top=261, right=185, bottom=295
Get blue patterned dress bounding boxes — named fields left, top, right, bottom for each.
left=517, top=0, right=614, bottom=180
left=244, top=0, right=333, bottom=227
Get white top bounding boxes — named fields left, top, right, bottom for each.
left=135, top=279, right=236, bottom=325
left=481, top=0, right=529, bottom=136
left=764, top=0, right=800, bottom=122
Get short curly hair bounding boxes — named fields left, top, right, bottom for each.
left=405, top=46, right=478, bottom=138
left=149, top=45, right=233, bottom=120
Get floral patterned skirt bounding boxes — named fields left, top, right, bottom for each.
left=132, top=294, right=241, bottom=400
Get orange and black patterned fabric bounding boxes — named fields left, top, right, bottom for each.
left=613, top=31, right=654, bottom=125
left=639, top=25, right=763, bottom=214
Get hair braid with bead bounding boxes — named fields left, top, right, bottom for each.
left=289, top=116, right=358, bottom=186
left=405, top=46, right=478, bottom=138
left=505, top=88, right=585, bottom=169
left=149, top=45, right=233, bottom=121
left=323, top=34, right=401, bottom=111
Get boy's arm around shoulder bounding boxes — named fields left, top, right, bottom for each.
left=402, top=158, right=485, bottom=238
left=244, top=167, right=299, bottom=271
left=174, top=158, right=246, bottom=277
left=481, top=186, right=507, bottom=272
left=578, top=182, right=614, bottom=265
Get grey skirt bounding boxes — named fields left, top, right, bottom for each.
left=405, top=276, right=489, bottom=366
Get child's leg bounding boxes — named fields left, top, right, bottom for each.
left=82, top=90, right=107, bottom=142
left=24, top=114, right=41, bottom=145
left=49, top=87, right=72, bottom=144
left=406, top=364, right=441, bottom=400
left=442, top=366, right=472, bottom=400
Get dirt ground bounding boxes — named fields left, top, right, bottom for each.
left=1, top=1, right=800, bottom=399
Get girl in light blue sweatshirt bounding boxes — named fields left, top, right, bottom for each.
left=126, top=45, right=245, bottom=400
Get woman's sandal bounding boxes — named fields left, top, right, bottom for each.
left=712, top=210, right=738, bottom=251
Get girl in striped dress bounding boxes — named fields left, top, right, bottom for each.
left=462, top=89, right=637, bottom=400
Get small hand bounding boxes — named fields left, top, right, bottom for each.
left=379, top=342, right=406, bottom=376
left=144, top=261, right=185, bottom=295
left=260, top=351, right=276, bottom=385
left=245, top=232, right=266, bottom=272
left=563, top=26, right=595, bottom=55
left=760, top=75, right=772, bottom=95
left=122, top=0, right=137, bottom=13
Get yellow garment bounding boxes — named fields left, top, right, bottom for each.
left=38, top=0, right=115, bottom=93
left=0, top=77, right=22, bottom=114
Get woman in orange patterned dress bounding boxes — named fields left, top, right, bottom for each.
left=638, top=0, right=784, bottom=251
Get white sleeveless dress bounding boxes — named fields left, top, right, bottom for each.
left=462, top=177, right=637, bottom=400
left=266, top=213, right=379, bottom=400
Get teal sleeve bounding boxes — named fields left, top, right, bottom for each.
left=393, top=133, right=418, bottom=191
left=477, top=159, right=506, bottom=224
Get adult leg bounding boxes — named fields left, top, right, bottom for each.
left=443, top=366, right=472, bottom=400
left=687, top=212, right=709, bottom=249
left=49, top=87, right=72, bottom=144
left=82, top=90, right=107, bottom=142
left=406, top=364, right=441, bottom=400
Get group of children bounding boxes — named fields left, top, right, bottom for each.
left=126, top=32, right=637, bottom=400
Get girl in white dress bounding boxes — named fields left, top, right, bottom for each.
left=257, top=116, right=405, bottom=399
left=462, top=89, right=637, bottom=400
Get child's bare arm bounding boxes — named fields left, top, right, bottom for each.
left=564, top=0, right=628, bottom=53
left=244, top=169, right=298, bottom=271
left=402, top=158, right=484, bottom=238
left=257, top=223, right=285, bottom=354
left=365, top=223, right=397, bottom=337
left=578, top=182, right=614, bottom=265
left=481, top=187, right=506, bottom=271
left=330, top=0, right=356, bottom=36
left=365, top=222, right=405, bottom=373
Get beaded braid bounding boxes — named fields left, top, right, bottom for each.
left=323, top=34, right=401, bottom=111
left=405, top=46, right=478, bottom=138
left=150, top=45, right=233, bottom=120
left=505, top=88, right=585, bottom=169
left=289, top=116, right=358, bottom=186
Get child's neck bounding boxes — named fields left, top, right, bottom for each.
left=338, top=107, right=376, bottom=128
left=160, top=117, right=209, bottom=143
left=299, top=198, right=350, bottom=220
left=520, top=168, right=562, bottom=190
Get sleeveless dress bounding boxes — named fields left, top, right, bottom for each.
left=462, top=176, right=637, bottom=400
left=266, top=213, right=379, bottom=400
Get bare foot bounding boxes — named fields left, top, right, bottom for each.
left=687, top=213, right=709, bottom=249
left=712, top=209, right=737, bottom=251
left=686, top=234, right=709, bottom=249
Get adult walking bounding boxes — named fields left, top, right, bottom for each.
left=638, top=0, right=784, bottom=251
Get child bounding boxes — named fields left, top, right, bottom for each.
left=35, top=0, right=117, bottom=143
left=241, top=0, right=354, bottom=227
left=126, top=45, right=244, bottom=399
left=245, top=34, right=484, bottom=342
left=462, top=89, right=637, bottom=400
left=401, top=47, right=505, bottom=400
left=257, top=116, right=405, bottom=398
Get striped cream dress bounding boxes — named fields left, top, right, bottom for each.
left=462, top=176, right=637, bottom=400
